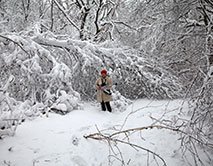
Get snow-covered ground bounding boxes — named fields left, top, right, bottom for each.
left=0, top=99, right=195, bottom=166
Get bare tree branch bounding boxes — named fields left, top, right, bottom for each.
left=0, top=34, right=31, bottom=57
left=50, top=0, right=54, bottom=31
left=53, top=0, right=80, bottom=32
left=85, top=125, right=213, bottom=149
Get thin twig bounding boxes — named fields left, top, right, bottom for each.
left=0, top=34, right=31, bottom=57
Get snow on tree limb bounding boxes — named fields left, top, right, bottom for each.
left=0, top=34, right=31, bottom=57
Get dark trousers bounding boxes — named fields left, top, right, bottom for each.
left=101, top=101, right=112, bottom=112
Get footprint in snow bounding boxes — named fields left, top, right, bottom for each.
left=71, top=135, right=80, bottom=146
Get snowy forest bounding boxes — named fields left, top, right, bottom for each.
left=0, top=0, right=213, bottom=166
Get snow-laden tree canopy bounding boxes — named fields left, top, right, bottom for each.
left=0, top=0, right=213, bottom=164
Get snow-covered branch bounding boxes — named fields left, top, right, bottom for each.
left=0, top=34, right=31, bottom=57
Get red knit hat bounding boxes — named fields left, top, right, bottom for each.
left=101, top=69, right=107, bottom=74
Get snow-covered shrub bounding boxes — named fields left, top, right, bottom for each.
left=111, top=90, right=132, bottom=112
left=110, top=49, right=183, bottom=99
left=67, top=40, right=183, bottom=100
left=0, top=32, right=82, bottom=113
left=0, top=91, right=23, bottom=138
left=0, top=28, right=183, bottom=116
left=0, top=32, right=86, bottom=137
left=50, top=90, right=82, bottom=115
left=0, top=90, right=47, bottom=138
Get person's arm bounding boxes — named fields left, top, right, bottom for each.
left=94, top=78, right=101, bottom=90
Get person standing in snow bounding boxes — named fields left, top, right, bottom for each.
left=94, top=70, right=112, bottom=112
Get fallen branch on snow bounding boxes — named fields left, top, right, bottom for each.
left=84, top=124, right=213, bottom=165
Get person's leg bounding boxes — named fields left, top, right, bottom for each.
left=101, top=101, right=106, bottom=111
left=105, top=102, right=112, bottom=112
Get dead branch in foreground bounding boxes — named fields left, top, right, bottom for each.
left=84, top=124, right=213, bottom=165
left=84, top=125, right=213, bottom=148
